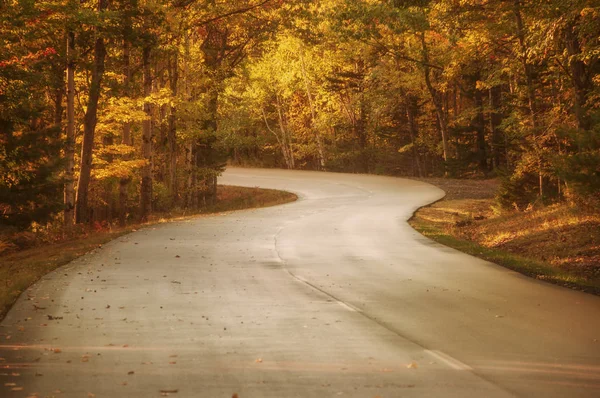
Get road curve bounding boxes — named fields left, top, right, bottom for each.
left=1, top=168, right=599, bottom=398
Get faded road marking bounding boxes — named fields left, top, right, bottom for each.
left=426, top=349, right=472, bottom=371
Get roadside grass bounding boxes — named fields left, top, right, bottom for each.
left=410, top=179, right=600, bottom=295
left=0, top=185, right=297, bottom=320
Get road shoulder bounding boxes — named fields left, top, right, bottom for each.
left=409, top=178, right=600, bottom=295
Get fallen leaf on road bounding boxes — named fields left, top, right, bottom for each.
left=160, top=389, right=178, bottom=395
left=81, top=355, right=89, bottom=362
left=255, top=358, right=262, bottom=363
left=128, top=371, right=135, bottom=375
left=407, top=361, right=418, bottom=369
left=232, top=394, right=239, bottom=398
left=88, top=393, right=95, bottom=397
left=53, top=348, right=62, bottom=353
left=175, top=255, right=180, bottom=258
left=169, top=361, right=177, bottom=365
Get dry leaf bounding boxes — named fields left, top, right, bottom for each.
left=128, top=371, right=135, bottom=375
left=255, top=358, right=263, bottom=363
left=407, top=361, right=418, bottom=369
left=53, top=348, right=62, bottom=353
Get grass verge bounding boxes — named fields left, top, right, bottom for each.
left=0, top=185, right=297, bottom=320
left=409, top=178, right=600, bottom=295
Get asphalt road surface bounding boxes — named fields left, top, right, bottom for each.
left=1, top=168, right=599, bottom=398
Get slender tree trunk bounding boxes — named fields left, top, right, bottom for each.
left=119, top=38, right=132, bottom=226
left=262, top=107, right=291, bottom=168
left=489, top=86, right=504, bottom=169
left=514, top=0, right=543, bottom=196
left=563, top=18, right=592, bottom=131
left=420, top=33, right=449, bottom=174
left=406, top=95, right=422, bottom=178
left=275, top=95, right=294, bottom=169
left=299, top=49, right=325, bottom=169
left=167, top=52, right=178, bottom=205
left=75, top=0, right=107, bottom=224
left=473, top=79, right=487, bottom=173
left=186, top=143, right=196, bottom=208
left=140, top=44, right=153, bottom=221
left=201, top=90, right=219, bottom=205
left=64, top=30, right=76, bottom=226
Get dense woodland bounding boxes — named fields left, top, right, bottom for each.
left=1, top=0, right=599, bottom=230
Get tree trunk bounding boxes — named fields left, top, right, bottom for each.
left=64, top=30, right=76, bottom=226
left=119, top=38, right=132, bottom=226
left=140, top=44, right=153, bottom=221
left=262, top=107, right=291, bottom=168
left=489, top=86, right=504, bottom=169
left=514, top=0, right=543, bottom=197
left=406, top=95, right=423, bottom=178
left=75, top=0, right=107, bottom=224
left=563, top=18, right=592, bottom=131
left=275, top=95, right=294, bottom=169
left=420, top=33, right=449, bottom=174
left=167, top=52, right=178, bottom=205
left=299, top=49, right=325, bottom=169
left=473, top=78, right=487, bottom=173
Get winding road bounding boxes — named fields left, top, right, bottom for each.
left=1, top=168, right=599, bottom=397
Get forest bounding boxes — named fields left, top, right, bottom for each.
left=1, top=0, right=599, bottom=230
